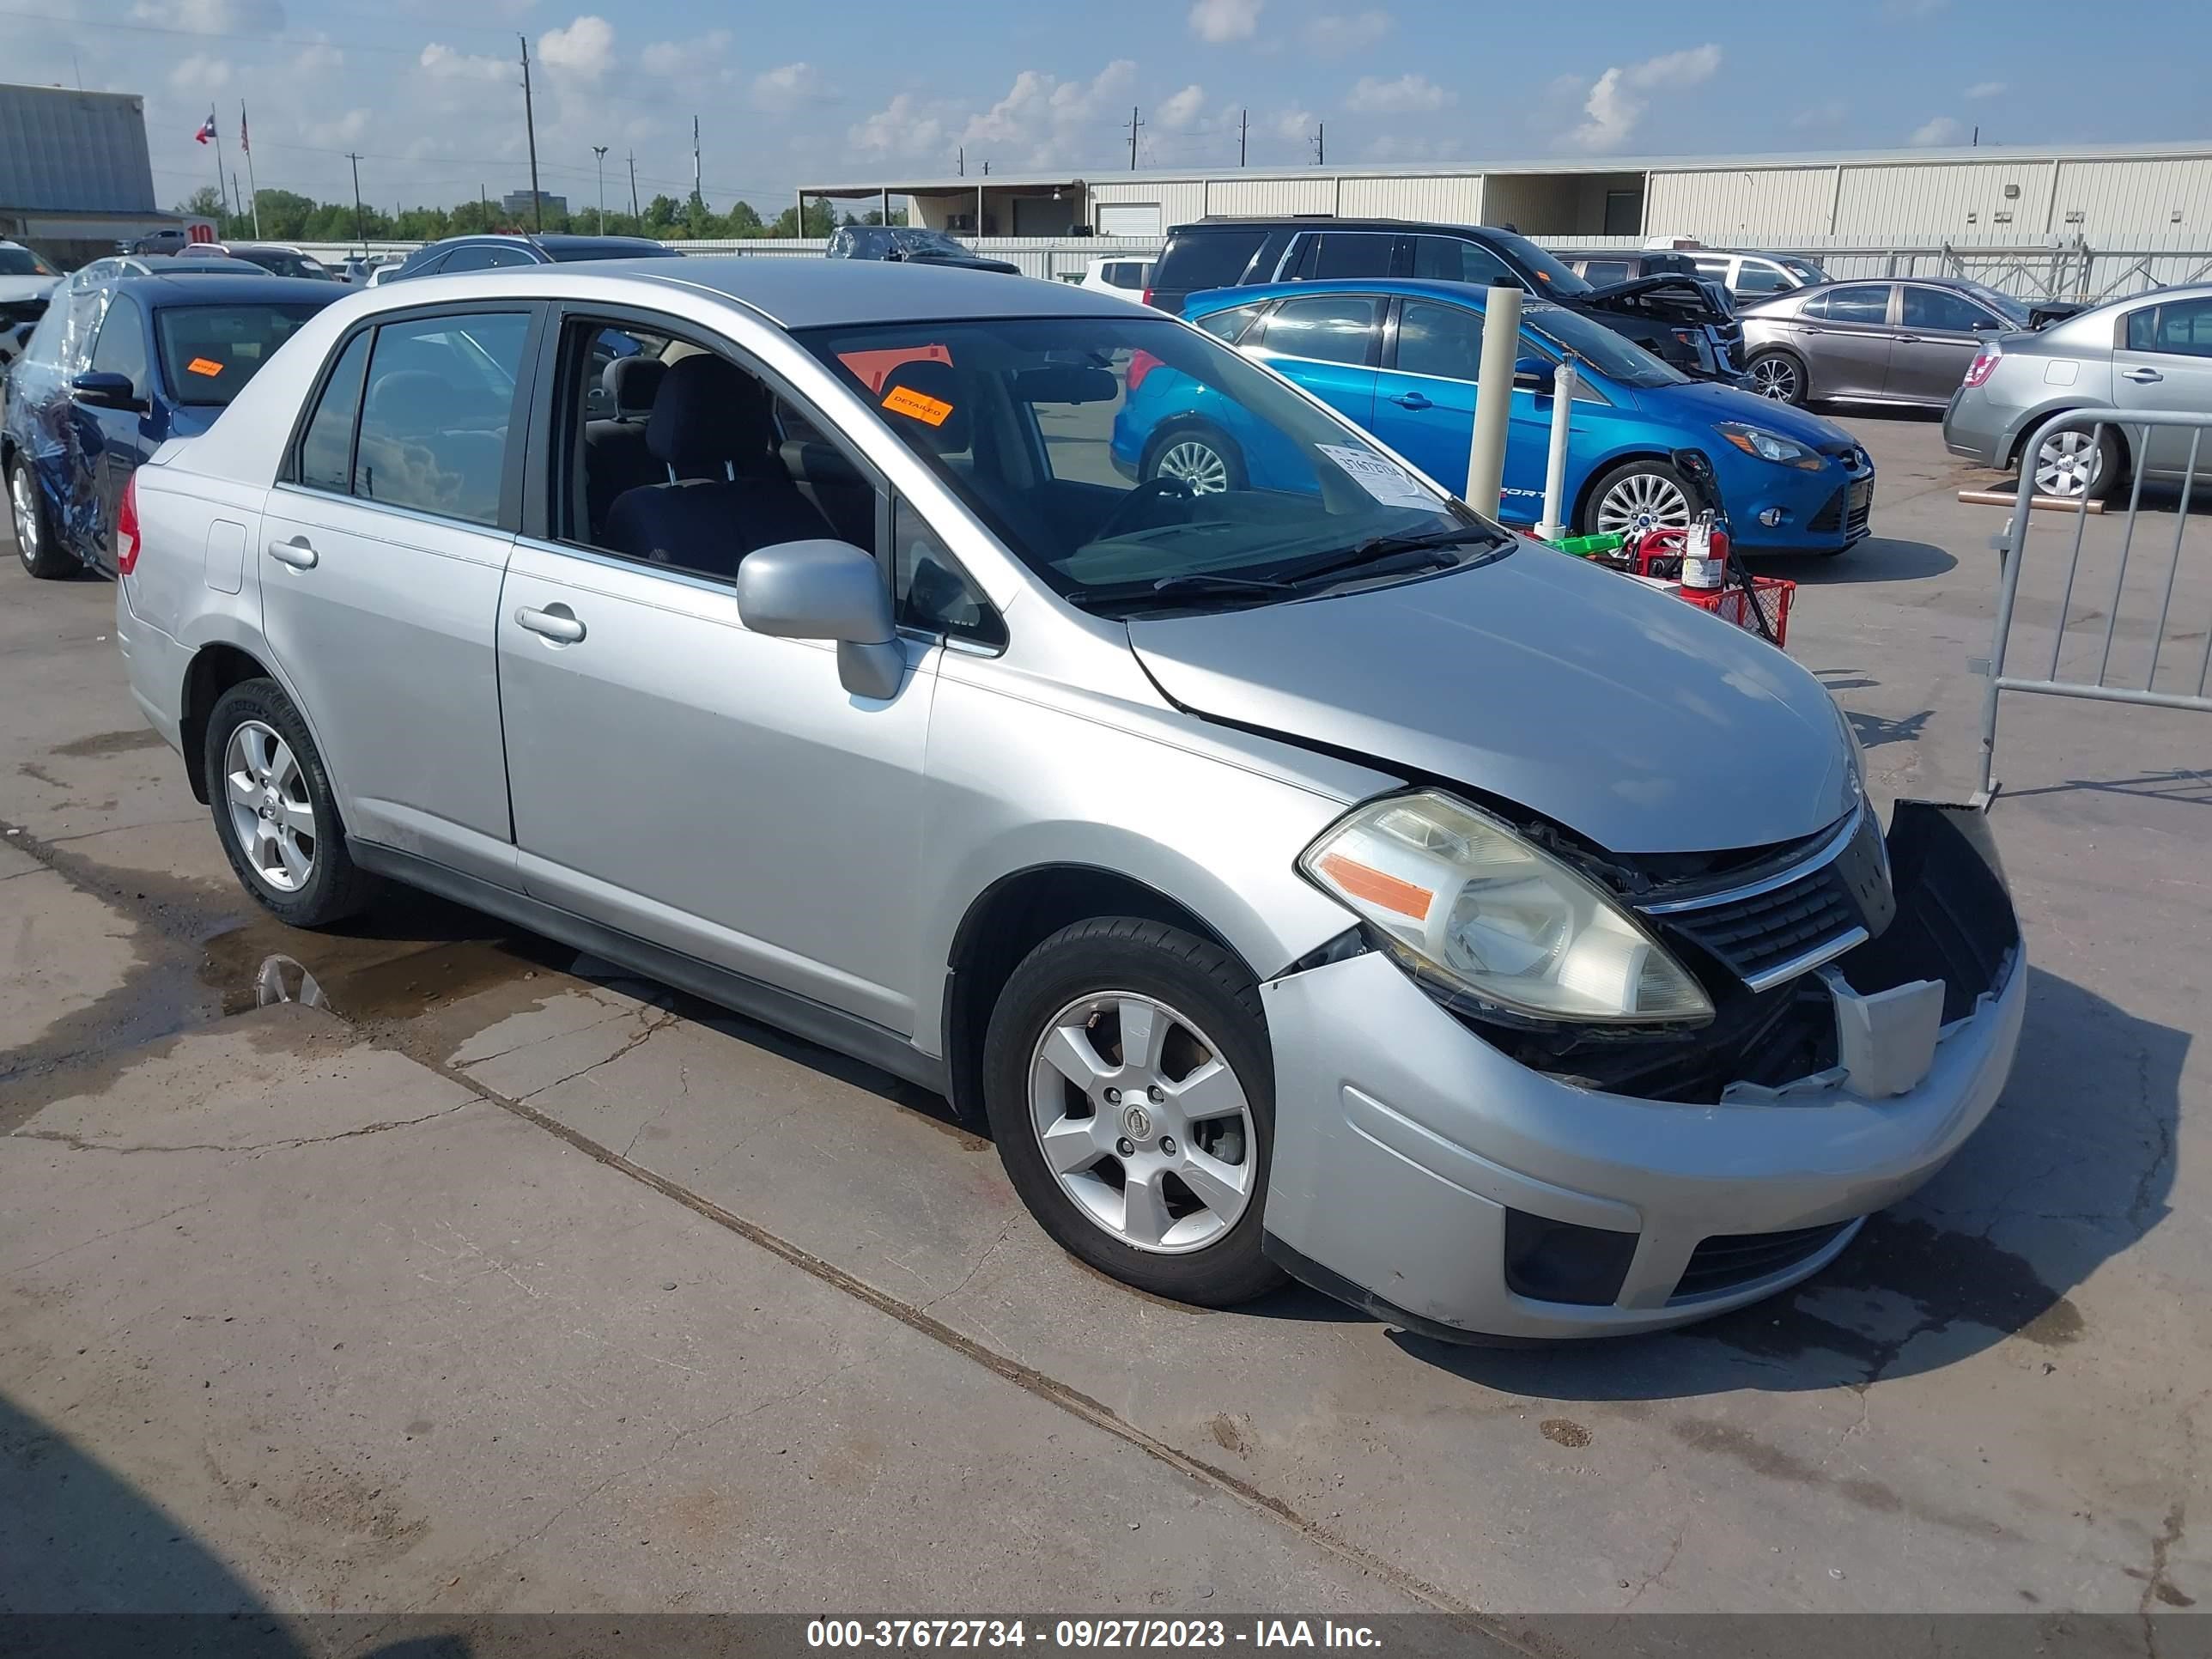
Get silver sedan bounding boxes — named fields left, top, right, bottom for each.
left=111, top=257, right=2023, bottom=1340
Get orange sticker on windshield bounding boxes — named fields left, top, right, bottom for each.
left=883, top=384, right=953, bottom=427
left=185, top=356, right=224, bottom=377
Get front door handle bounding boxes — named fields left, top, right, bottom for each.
left=1389, top=391, right=1434, bottom=410
left=2121, top=367, right=2164, bottom=383
left=1896, top=334, right=1923, bottom=343
left=515, top=604, right=586, bottom=644
left=266, top=536, right=318, bottom=569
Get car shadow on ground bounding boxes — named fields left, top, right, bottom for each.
left=1382, top=963, right=2184, bottom=1399
left=1754, top=537, right=1958, bottom=584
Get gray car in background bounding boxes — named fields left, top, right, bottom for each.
left=1739, top=276, right=2027, bottom=407
left=112, top=258, right=2023, bottom=1341
left=1943, top=282, right=2212, bottom=501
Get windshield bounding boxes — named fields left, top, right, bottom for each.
left=891, top=228, right=970, bottom=257
left=799, top=316, right=1502, bottom=615
left=0, top=246, right=56, bottom=277
left=1492, top=232, right=1591, bottom=297
left=1961, top=282, right=2031, bottom=326
left=1522, top=301, right=1686, bottom=389
left=155, top=302, right=327, bottom=406
left=1781, top=258, right=1828, bottom=285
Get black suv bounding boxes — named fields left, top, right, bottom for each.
left=1149, top=218, right=1743, bottom=382
left=382, top=234, right=683, bottom=283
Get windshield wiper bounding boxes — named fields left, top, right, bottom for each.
left=1150, top=571, right=1295, bottom=597
left=1278, top=524, right=1506, bottom=589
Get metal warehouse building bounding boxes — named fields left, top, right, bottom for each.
left=0, top=82, right=181, bottom=266
left=803, top=139, right=2212, bottom=252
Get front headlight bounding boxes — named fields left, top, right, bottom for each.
left=1298, top=791, right=1714, bottom=1025
left=1716, top=422, right=1825, bottom=471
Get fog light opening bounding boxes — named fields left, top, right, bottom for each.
left=1759, top=507, right=1786, bottom=527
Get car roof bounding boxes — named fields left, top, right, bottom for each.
left=532, top=234, right=680, bottom=254
left=107, top=272, right=347, bottom=307
left=1183, top=277, right=1522, bottom=313
left=393, top=254, right=1143, bottom=327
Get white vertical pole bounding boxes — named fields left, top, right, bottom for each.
left=1534, top=357, right=1579, bottom=542
left=1464, top=284, right=1522, bottom=519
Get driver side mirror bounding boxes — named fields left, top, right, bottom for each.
left=70, top=370, right=143, bottom=411
left=1970, top=318, right=2004, bottom=331
left=734, top=539, right=905, bottom=701
left=1512, top=356, right=1555, bottom=392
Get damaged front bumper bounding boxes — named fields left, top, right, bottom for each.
left=1256, top=801, right=2025, bottom=1341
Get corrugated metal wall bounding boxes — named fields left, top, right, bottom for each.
left=1090, top=177, right=1207, bottom=229
left=1645, top=167, right=1838, bottom=239
left=2050, top=158, right=2212, bottom=248
left=1336, top=175, right=1485, bottom=221
left=0, top=87, right=158, bottom=215
left=1832, top=161, right=2057, bottom=240
left=1200, top=176, right=1340, bottom=216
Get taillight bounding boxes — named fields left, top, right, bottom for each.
left=1963, top=346, right=2001, bottom=389
left=115, top=471, right=141, bottom=575
left=1139, top=288, right=1155, bottom=309
left=1126, top=349, right=1164, bottom=394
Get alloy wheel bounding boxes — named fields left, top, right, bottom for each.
left=1154, top=440, right=1231, bottom=495
left=1026, top=991, right=1257, bottom=1254
left=1749, top=356, right=1801, bottom=401
left=1595, top=471, right=1693, bottom=538
left=2033, top=428, right=2103, bottom=499
left=223, top=720, right=318, bottom=893
left=9, top=464, right=38, bottom=568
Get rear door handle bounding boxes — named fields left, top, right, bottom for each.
left=1896, top=334, right=1923, bottom=343
left=515, top=604, right=586, bottom=644
left=2121, top=367, right=2164, bottom=383
left=1389, top=391, right=1433, bottom=410
left=265, top=536, right=317, bottom=569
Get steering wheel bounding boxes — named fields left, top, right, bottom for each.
left=1094, top=475, right=1194, bottom=543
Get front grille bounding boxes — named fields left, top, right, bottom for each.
left=1845, top=477, right=1874, bottom=538
left=1808, top=485, right=1845, bottom=532
left=1642, top=807, right=1891, bottom=991
left=1672, top=1221, right=1853, bottom=1301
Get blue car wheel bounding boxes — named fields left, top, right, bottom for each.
left=9, top=454, right=74, bottom=579
left=1143, top=424, right=1246, bottom=495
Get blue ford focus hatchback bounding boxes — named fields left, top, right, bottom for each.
left=1112, top=279, right=1875, bottom=556
left=5, top=270, right=338, bottom=578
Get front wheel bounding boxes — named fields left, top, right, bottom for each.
left=1144, top=426, right=1246, bottom=495
left=9, top=456, right=76, bottom=579
left=1583, top=459, right=1698, bottom=540
left=982, top=918, right=1283, bottom=1307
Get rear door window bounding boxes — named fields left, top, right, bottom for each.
left=1289, top=233, right=1397, bottom=281
left=1255, top=295, right=1383, bottom=366
left=351, top=311, right=532, bottom=526
left=1392, top=299, right=1483, bottom=380
left=1155, top=229, right=1267, bottom=292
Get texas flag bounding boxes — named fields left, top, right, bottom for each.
left=193, top=109, right=216, bottom=145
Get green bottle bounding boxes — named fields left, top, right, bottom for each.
left=1552, top=531, right=1626, bottom=557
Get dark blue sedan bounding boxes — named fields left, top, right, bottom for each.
left=4, top=270, right=338, bottom=578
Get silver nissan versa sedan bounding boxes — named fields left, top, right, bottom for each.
left=112, top=258, right=2025, bottom=1340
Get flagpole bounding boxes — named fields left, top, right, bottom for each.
left=209, top=108, right=230, bottom=229
left=241, top=102, right=261, bottom=239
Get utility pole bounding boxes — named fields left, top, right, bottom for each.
left=480, top=183, right=489, bottom=228
left=627, top=150, right=639, bottom=218
left=518, top=33, right=543, bottom=233
left=957, top=145, right=964, bottom=178
left=1128, top=106, right=1143, bottom=170
left=1239, top=108, right=1249, bottom=167
left=592, top=145, right=609, bottom=234
left=981, top=160, right=989, bottom=175
left=345, top=151, right=366, bottom=252
left=692, top=115, right=702, bottom=205
left=1312, top=123, right=1326, bottom=166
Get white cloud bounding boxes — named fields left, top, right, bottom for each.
left=1790, top=98, right=1848, bottom=131
left=418, top=42, right=508, bottom=82
left=135, top=0, right=283, bottom=31
left=1566, top=44, right=1721, bottom=152
left=1307, top=9, right=1391, bottom=52
left=849, top=92, right=945, bottom=160
left=1188, top=0, right=1262, bottom=43
left=1910, top=115, right=1964, bottom=145
left=538, top=15, right=613, bottom=82
left=962, top=59, right=1137, bottom=167
left=641, top=31, right=729, bottom=77
left=1346, top=72, right=1449, bottom=113
left=1966, top=79, right=2006, bottom=99
left=170, top=52, right=231, bottom=93
left=1883, top=0, right=1947, bottom=14
left=1272, top=106, right=1313, bottom=143
left=1362, top=134, right=1451, bottom=162
left=289, top=37, right=342, bottom=77
left=753, top=62, right=822, bottom=111
left=1158, top=83, right=1206, bottom=131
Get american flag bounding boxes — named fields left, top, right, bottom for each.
left=240, top=106, right=250, bottom=155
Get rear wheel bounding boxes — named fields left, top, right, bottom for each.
left=1746, top=349, right=1807, bottom=406
left=1144, top=426, right=1246, bottom=495
left=9, top=456, right=76, bottom=579
left=982, top=918, right=1283, bottom=1307
left=2028, top=422, right=2119, bottom=503
left=204, top=678, right=375, bottom=928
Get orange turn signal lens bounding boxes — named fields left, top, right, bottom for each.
left=1316, top=853, right=1432, bottom=921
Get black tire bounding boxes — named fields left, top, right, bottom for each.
left=981, top=917, right=1285, bottom=1307
left=9, top=456, right=76, bottom=580
left=1579, top=457, right=1702, bottom=539
left=1142, top=424, right=1248, bottom=495
left=1746, top=349, right=1808, bottom=407
left=203, top=678, right=376, bottom=928
left=2024, top=419, right=2122, bottom=505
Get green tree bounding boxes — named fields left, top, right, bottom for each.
left=641, top=193, right=682, bottom=232
left=769, top=200, right=838, bottom=239
left=173, top=185, right=225, bottom=220
left=252, top=189, right=318, bottom=240
left=722, top=199, right=767, bottom=238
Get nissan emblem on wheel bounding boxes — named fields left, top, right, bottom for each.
left=109, top=255, right=2022, bottom=1341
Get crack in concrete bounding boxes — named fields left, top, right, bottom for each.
left=7, top=1100, right=470, bottom=1157
left=1623, top=1518, right=1686, bottom=1607
left=2139, top=1500, right=2190, bottom=1657
left=515, top=1005, right=681, bottom=1103
left=921, top=1218, right=1018, bottom=1315
left=7, top=1199, right=216, bottom=1275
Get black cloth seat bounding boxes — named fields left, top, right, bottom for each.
left=583, top=356, right=667, bottom=535
left=603, top=354, right=834, bottom=579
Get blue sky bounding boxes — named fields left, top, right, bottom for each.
left=13, top=0, right=2212, bottom=216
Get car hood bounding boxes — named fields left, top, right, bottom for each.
left=0, top=276, right=58, bottom=305
left=1580, top=272, right=1734, bottom=323
left=1127, top=545, right=1858, bottom=855
left=1636, top=376, right=1861, bottom=452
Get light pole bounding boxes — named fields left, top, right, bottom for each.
left=592, top=144, right=609, bottom=234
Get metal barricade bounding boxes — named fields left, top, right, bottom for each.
left=1975, top=407, right=2212, bottom=802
